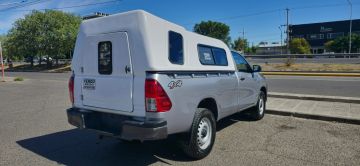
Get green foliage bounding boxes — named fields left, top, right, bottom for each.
left=325, top=34, right=360, bottom=53
left=14, top=77, right=24, bottom=81
left=289, top=38, right=311, bottom=54
left=4, top=10, right=81, bottom=66
left=194, top=21, right=231, bottom=45
left=0, top=35, right=8, bottom=59
left=245, top=46, right=257, bottom=54
left=232, top=37, right=248, bottom=52
left=231, top=37, right=257, bottom=54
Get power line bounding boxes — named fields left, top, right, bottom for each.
left=0, top=0, right=121, bottom=12
left=291, top=3, right=360, bottom=10
left=183, top=9, right=282, bottom=25
left=0, top=0, right=27, bottom=6
left=0, top=0, right=50, bottom=12
left=183, top=2, right=360, bottom=26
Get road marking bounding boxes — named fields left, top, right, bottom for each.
left=267, top=76, right=360, bottom=82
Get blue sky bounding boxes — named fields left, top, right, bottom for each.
left=0, top=0, right=359, bottom=45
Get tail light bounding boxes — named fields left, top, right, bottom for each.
left=68, top=74, right=75, bottom=105
left=145, top=79, right=172, bottom=112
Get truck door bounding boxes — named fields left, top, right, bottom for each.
left=80, top=32, right=134, bottom=112
left=231, top=52, right=258, bottom=109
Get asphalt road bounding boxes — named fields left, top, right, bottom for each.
left=5, top=72, right=360, bottom=98
left=266, top=75, right=360, bottom=98
left=247, top=58, right=360, bottom=64
left=0, top=73, right=359, bottom=165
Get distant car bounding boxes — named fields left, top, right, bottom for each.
left=41, top=56, right=52, bottom=62
left=25, top=57, right=39, bottom=63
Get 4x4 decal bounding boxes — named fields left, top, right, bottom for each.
left=168, top=80, right=183, bottom=89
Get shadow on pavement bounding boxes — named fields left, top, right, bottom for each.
left=17, top=112, right=254, bottom=165
left=217, top=111, right=256, bottom=131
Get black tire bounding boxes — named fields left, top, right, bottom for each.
left=250, top=91, right=266, bottom=120
left=179, top=108, right=216, bottom=159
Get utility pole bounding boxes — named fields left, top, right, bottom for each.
left=347, top=0, right=352, bottom=54
left=0, top=42, right=5, bottom=82
left=286, top=8, right=290, bottom=54
left=278, top=26, right=283, bottom=55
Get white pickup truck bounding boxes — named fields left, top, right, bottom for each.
left=67, top=10, right=267, bottom=159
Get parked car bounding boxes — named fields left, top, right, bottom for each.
left=66, top=10, right=267, bottom=159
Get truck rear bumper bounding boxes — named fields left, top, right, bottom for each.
left=66, top=107, right=167, bottom=141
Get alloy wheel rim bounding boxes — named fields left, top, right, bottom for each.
left=259, top=95, right=264, bottom=115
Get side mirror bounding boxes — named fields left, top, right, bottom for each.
left=253, top=65, right=262, bottom=72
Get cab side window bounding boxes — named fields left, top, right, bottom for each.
left=231, top=51, right=252, bottom=72
left=198, top=45, right=228, bottom=66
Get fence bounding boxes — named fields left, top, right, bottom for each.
left=244, top=53, right=360, bottom=72
left=244, top=53, right=360, bottom=59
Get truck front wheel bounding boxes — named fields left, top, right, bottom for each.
left=179, top=108, right=216, bottom=159
left=250, top=91, right=266, bottom=120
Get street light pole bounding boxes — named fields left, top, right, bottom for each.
left=347, top=0, right=352, bottom=54
left=286, top=8, right=290, bottom=54
left=0, top=42, right=5, bottom=82
left=278, top=26, right=283, bottom=55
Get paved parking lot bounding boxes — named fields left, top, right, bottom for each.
left=0, top=73, right=360, bottom=166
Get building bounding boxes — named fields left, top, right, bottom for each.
left=289, top=19, right=360, bottom=54
left=82, top=12, right=110, bottom=20
left=256, top=42, right=285, bottom=55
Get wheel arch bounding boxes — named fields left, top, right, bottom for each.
left=260, top=86, right=267, bottom=101
left=197, top=98, right=219, bottom=121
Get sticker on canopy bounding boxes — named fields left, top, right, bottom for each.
left=203, top=52, right=212, bottom=61
left=83, top=79, right=96, bottom=90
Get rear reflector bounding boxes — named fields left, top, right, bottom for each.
left=145, top=79, right=172, bottom=112
left=68, top=74, right=74, bottom=105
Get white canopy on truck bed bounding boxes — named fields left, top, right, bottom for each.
left=72, top=10, right=235, bottom=73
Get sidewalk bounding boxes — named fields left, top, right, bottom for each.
left=267, top=97, right=360, bottom=124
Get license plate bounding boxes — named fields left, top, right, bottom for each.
left=83, top=79, right=96, bottom=90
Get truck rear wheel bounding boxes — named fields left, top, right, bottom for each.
left=179, top=108, right=216, bottom=159
left=250, top=91, right=266, bottom=120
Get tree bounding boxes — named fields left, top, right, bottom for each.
left=5, top=10, right=81, bottom=67
left=232, top=37, right=248, bottom=52
left=0, top=35, right=7, bottom=59
left=194, top=21, right=231, bottom=45
left=325, top=34, right=360, bottom=53
left=289, top=38, right=311, bottom=54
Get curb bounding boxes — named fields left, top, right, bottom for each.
left=267, top=109, right=360, bottom=125
left=0, top=77, right=15, bottom=82
left=262, top=72, right=360, bottom=77
left=268, top=92, right=360, bottom=104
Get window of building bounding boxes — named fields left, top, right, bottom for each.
left=98, top=41, right=112, bottom=75
left=169, top=31, right=184, bottom=65
left=307, top=34, right=323, bottom=40
left=198, top=45, right=228, bottom=66
left=292, top=35, right=304, bottom=39
left=327, top=32, right=344, bottom=39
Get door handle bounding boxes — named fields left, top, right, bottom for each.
left=240, top=77, right=245, bottom=81
left=125, top=66, right=131, bottom=74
